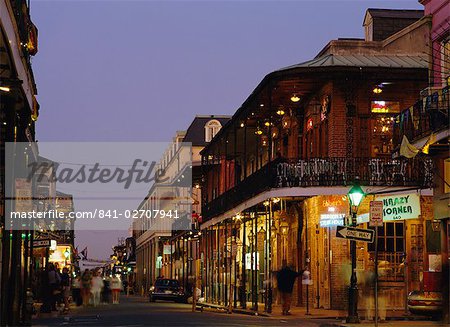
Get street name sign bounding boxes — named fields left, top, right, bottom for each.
left=33, top=239, right=50, bottom=248
left=336, top=226, right=375, bottom=243
left=369, top=201, right=383, bottom=227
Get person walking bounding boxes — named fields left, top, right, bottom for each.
left=91, top=270, right=104, bottom=306
left=81, top=269, right=92, bottom=306
left=276, top=261, right=304, bottom=315
left=72, top=274, right=82, bottom=306
left=47, top=263, right=61, bottom=311
left=40, top=267, right=51, bottom=313
left=110, top=275, right=122, bottom=304
left=60, top=267, right=71, bottom=312
left=101, top=276, right=111, bottom=304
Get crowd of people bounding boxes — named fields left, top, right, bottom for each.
left=39, top=264, right=124, bottom=313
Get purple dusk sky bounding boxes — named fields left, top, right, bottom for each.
left=31, top=0, right=422, bottom=260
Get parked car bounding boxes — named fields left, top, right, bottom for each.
left=149, top=279, right=187, bottom=303
left=407, top=290, right=442, bottom=316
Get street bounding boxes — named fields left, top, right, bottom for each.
left=1, top=1, right=449, bottom=326
left=34, top=296, right=337, bottom=327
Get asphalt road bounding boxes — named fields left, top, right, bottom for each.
left=33, top=295, right=338, bottom=327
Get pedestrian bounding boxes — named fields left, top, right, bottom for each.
left=276, top=260, right=304, bottom=315
left=101, top=276, right=111, bottom=304
left=72, top=274, right=82, bottom=306
left=91, top=270, right=104, bottom=306
left=237, top=275, right=246, bottom=308
left=40, top=267, right=51, bottom=313
left=81, top=269, right=92, bottom=306
left=60, top=267, right=71, bottom=312
left=47, top=263, right=61, bottom=311
left=110, top=275, right=122, bottom=304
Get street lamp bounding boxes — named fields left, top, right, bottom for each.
left=280, top=220, right=289, bottom=261
left=346, top=184, right=365, bottom=323
left=64, top=247, right=70, bottom=267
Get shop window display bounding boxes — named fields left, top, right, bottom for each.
left=368, top=222, right=405, bottom=281
left=370, top=101, right=399, bottom=157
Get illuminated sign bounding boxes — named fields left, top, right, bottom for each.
left=245, top=252, right=259, bottom=270
left=320, top=213, right=345, bottom=227
left=357, top=213, right=369, bottom=224
left=371, top=101, right=400, bottom=114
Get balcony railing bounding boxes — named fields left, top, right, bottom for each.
left=9, top=0, right=36, bottom=63
left=202, top=157, right=433, bottom=220
left=393, top=85, right=449, bottom=146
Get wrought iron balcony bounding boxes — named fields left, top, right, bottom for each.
left=202, top=157, right=433, bottom=221
left=393, top=85, right=449, bottom=146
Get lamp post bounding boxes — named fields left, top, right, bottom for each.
left=64, top=247, right=70, bottom=267
left=268, top=217, right=277, bottom=314
left=346, top=184, right=365, bottom=324
left=280, top=220, right=289, bottom=261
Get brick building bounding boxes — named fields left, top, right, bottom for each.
left=392, top=0, right=449, bottom=321
left=198, top=8, right=436, bottom=316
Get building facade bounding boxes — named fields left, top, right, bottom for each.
left=135, top=116, right=231, bottom=296
left=393, top=0, right=449, bottom=321
left=0, top=0, right=39, bottom=324
left=135, top=131, right=190, bottom=295
left=198, top=9, right=436, bottom=316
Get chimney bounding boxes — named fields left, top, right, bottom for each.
left=363, top=9, right=424, bottom=41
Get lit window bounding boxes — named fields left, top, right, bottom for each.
left=368, top=222, right=405, bottom=281
left=205, top=120, right=222, bottom=142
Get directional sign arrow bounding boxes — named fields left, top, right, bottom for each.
left=336, top=225, right=375, bottom=243
left=33, top=239, right=51, bottom=248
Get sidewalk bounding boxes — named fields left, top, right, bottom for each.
left=340, top=321, right=447, bottom=327
left=197, top=301, right=441, bottom=326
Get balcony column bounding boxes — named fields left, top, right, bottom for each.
left=233, top=222, right=238, bottom=308
left=241, top=214, right=247, bottom=309
left=224, top=219, right=228, bottom=305
left=234, top=124, right=238, bottom=184
left=206, top=228, right=210, bottom=302
left=253, top=208, right=258, bottom=311
left=216, top=224, right=220, bottom=304
left=255, top=125, right=259, bottom=170
left=210, top=226, right=217, bottom=302
left=204, top=228, right=207, bottom=302
left=244, top=124, right=247, bottom=179
left=225, top=134, right=228, bottom=194
left=267, top=202, right=274, bottom=313
left=268, top=82, right=273, bottom=162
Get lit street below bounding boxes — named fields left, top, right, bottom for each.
left=34, top=296, right=336, bottom=327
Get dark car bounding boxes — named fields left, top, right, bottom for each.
left=149, top=279, right=186, bottom=303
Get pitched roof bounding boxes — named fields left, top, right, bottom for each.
left=276, top=54, right=428, bottom=72
left=183, top=115, right=231, bottom=146
left=365, top=8, right=424, bottom=20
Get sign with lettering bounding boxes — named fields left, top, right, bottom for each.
left=33, top=239, right=50, bottom=248
left=376, top=193, right=420, bottom=221
left=357, top=213, right=369, bottom=225
left=336, top=226, right=375, bottom=243
left=369, top=201, right=383, bottom=226
left=245, top=252, right=259, bottom=270
left=319, top=213, right=345, bottom=227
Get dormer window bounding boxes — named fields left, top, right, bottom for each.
left=205, top=119, right=222, bottom=142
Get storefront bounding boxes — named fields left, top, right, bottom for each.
left=199, top=191, right=436, bottom=313
left=303, top=192, right=436, bottom=311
